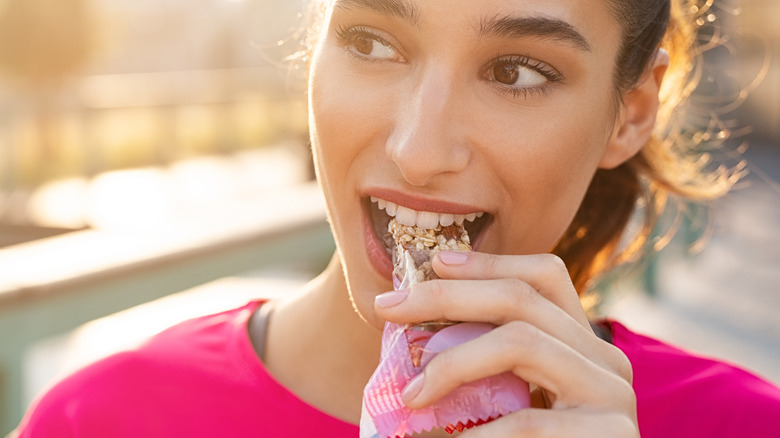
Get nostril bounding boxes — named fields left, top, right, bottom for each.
left=387, top=140, right=471, bottom=187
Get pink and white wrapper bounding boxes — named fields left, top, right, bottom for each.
left=360, top=250, right=531, bottom=437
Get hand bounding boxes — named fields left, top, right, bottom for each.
left=373, top=251, right=638, bottom=437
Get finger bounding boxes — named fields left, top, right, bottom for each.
left=433, top=251, right=588, bottom=329
left=402, top=321, right=633, bottom=410
left=458, top=408, right=639, bottom=438
left=374, top=278, right=618, bottom=372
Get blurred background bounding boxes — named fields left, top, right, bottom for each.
left=0, top=0, right=778, bottom=434
left=0, top=0, right=312, bottom=237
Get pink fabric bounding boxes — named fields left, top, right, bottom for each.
left=17, top=302, right=780, bottom=437
left=17, top=301, right=358, bottom=437
left=610, top=320, right=780, bottom=438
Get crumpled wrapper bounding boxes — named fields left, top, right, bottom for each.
left=360, top=244, right=531, bottom=438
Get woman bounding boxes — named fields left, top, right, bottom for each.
left=15, top=0, right=780, bottom=437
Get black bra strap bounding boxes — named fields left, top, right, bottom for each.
left=251, top=301, right=274, bottom=362
left=590, top=320, right=614, bottom=344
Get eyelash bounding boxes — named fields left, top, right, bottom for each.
left=334, top=24, right=400, bottom=62
left=486, top=55, right=564, bottom=99
left=333, top=25, right=564, bottom=99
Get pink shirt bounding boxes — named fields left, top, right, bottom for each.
left=610, top=321, right=780, bottom=437
left=17, top=301, right=780, bottom=437
left=17, top=301, right=357, bottom=437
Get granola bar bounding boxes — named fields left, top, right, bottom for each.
left=388, top=218, right=471, bottom=288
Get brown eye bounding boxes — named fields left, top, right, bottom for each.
left=493, top=62, right=520, bottom=85
left=337, top=27, right=400, bottom=61
left=354, top=36, right=373, bottom=56
left=486, top=56, right=554, bottom=94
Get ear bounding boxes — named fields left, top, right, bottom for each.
left=600, top=49, right=670, bottom=169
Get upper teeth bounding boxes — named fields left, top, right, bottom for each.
left=370, top=197, right=484, bottom=228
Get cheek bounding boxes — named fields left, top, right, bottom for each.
left=488, top=109, right=610, bottom=190
left=308, top=56, right=362, bottom=245
left=310, top=63, right=386, bottom=178
left=309, top=68, right=345, bottom=172
left=480, top=103, right=614, bottom=251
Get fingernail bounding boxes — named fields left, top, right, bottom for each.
left=438, top=251, right=468, bottom=265
left=402, top=373, right=424, bottom=405
left=375, top=290, right=409, bottom=308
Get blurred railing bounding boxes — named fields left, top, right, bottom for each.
left=0, top=181, right=334, bottom=434
left=0, top=60, right=318, bottom=433
left=0, top=48, right=317, bottom=434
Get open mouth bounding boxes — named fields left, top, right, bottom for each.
left=366, top=196, right=492, bottom=255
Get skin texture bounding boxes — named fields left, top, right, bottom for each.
left=261, top=0, right=668, bottom=436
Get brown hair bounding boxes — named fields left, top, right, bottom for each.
left=553, top=0, right=743, bottom=294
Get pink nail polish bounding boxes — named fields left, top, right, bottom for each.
left=438, top=251, right=468, bottom=265
left=375, top=290, right=409, bottom=308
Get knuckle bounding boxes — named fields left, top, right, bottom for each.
left=512, top=276, right=537, bottom=299
left=539, top=253, right=571, bottom=280
left=514, top=277, right=537, bottom=298
left=422, top=279, right=447, bottom=301
left=544, top=252, right=567, bottom=268
left=614, top=375, right=638, bottom=411
left=540, top=252, right=567, bottom=270
left=501, top=278, right=535, bottom=311
left=499, top=320, right=541, bottom=349
left=604, top=344, right=634, bottom=383
left=483, top=252, right=503, bottom=277
left=594, top=360, right=637, bottom=413
left=615, top=351, right=634, bottom=384
left=590, top=357, right=636, bottom=405
left=417, top=280, right=451, bottom=320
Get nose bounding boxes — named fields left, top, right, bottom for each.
left=386, top=67, right=470, bottom=187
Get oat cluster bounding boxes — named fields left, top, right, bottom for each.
left=388, top=218, right=472, bottom=252
left=389, top=218, right=472, bottom=286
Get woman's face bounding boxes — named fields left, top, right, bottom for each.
left=309, top=0, right=625, bottom=328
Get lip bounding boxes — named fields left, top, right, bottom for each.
left=363, top=206, right=394, bottom=279
left=364, top=188, right=487, bottom=215
left=361, top=188, right=493, bottom=279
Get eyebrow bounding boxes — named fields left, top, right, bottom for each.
left=479, top=15, right=592, bottom=52
left=334, top=0, right=421, bottom=27
left=331, top=1, right=591, bottom=52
